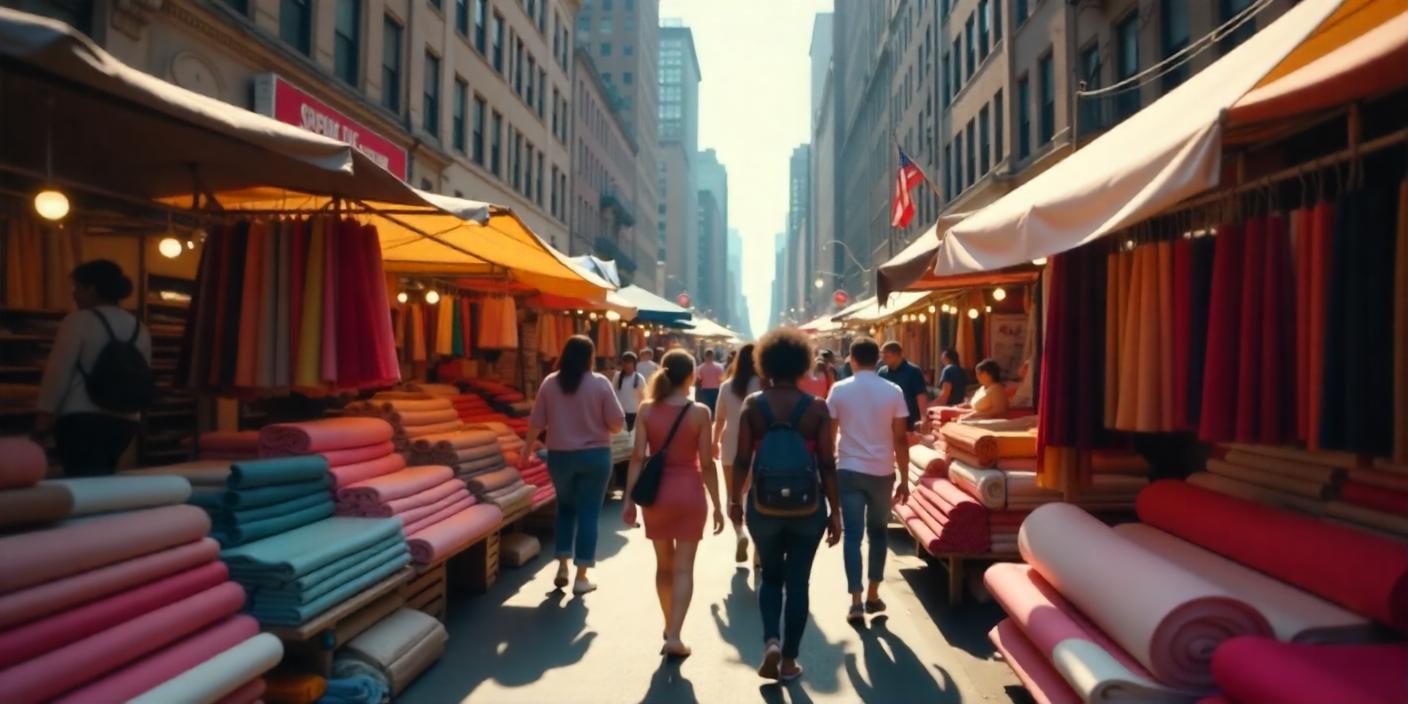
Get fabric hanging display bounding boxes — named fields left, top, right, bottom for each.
left=2, top=215, right=82, bottom=310
left=1035, top=247, right=1106, bottom=492
left=1199, top=223, right=1246, bottom=443
left=1395, top=181, right=1408, bottom=464
left=596, top=319, right=618, bottom=359
left=476, top=297, right=519, bottom=350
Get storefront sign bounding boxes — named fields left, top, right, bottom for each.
left=253, top=74, right=408, bottom=180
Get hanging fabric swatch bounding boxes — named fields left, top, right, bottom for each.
left=1320, top=188, right=1398, bottom=456
left=1256, top=214, right=1295, bottom=443
left=1199, top=223, right=1246, bottom=442
left=2, top=216, right=81, bottom=309
left=1395, top=181, right=1408, bottom=464
left=1036, top=246, right=1106, bottom=490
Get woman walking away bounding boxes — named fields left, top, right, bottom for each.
left=714, top=343, right=762, bottom=564
left=623, top=350, right=723, bottom=658
left=524, top=335, right=626, bottom=594
left=37, top=260, right=152, bottom=476
left=615, top=351, right=646, bottom=431
left=732, top=328, right=842, bottom=682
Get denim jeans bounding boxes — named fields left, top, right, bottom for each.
left=747, top=498, right=828, bottom=659
left=697, top=388, right=719, bottom=415
left=546, top=447, right=614, bottom=566
left=838, top=470, right=894, bottom=594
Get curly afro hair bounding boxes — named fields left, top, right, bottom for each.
left=754, top=327, right=813, bottom=383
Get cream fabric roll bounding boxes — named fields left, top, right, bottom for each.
left=129, top=633, right=283, bottom=704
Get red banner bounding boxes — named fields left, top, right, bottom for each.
left=254, top=74, right=408, bottom=180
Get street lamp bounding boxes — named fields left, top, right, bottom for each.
left=821, top=240, right=870, bottom=274
left=813, top=269, right=846, bottom=290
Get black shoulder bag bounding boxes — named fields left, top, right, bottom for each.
left=629, top=404, right=692, bottom=507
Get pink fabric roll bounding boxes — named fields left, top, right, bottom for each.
left=388, top=486, right=473, bottom=526
left=402, top=495, right=477, bottom=536
left=338, top=465, right=454, bottom=504
left=395, top=420, right=464, bottom=438
left=989, top=619, right=1081, bottom=704
left=406, top=504, right=503, bottom=564
left=386, top=408, right=461, bottom=426
left=53, top=615, right=259, bottom=704
left=0, top=505, right=211, bottom=595
left=314, top=441, right=396, bottom=467
left=259, top=417, right=394, bottom=455
left=1210, top=637, right=1408, bottom=704
left=411, top=430, right=501, bottom=453
left=0, top=561, right=230, bottom=668
left=328, top=453, right=407, bottom=489
left=0, top=539, right=219, bottom=630
left=0, top=438, right=47, bottom=489
left=375, top=480, right=465, bottom=517
left=0, top=582, right=245, bottom=703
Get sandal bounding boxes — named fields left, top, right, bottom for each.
left=662, top=640, right=692, bottom=658
left=757, top=641, right=782, bottom=679
left=865, top=598, right=887, bottom=614
left=847, top=603, right=866, bottom=624
left=553, top=563, right=569, bottom=590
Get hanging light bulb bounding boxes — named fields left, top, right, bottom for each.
left=1124, top=239, right=1136, bottom=251
left=158, top=237, right=183, bottom=259
left=918, top=313, right=927, bottom=323
left=992, top=287, right=1007, bottom=301
left=589, top=312, right=599, bottom=321
left=185, top=240, right=195, bottom=250
left=396, top=291, right=409, bottom=304
left=928, top=304, right=937, bottom=314
left=34, top=189, right=70, bottom=221
left=425, top=290, right=441, bottom=304
left=1031, top=257, right=1048, bottom=266
left=985, top=305, right=993, bottom=313
left=967, top=307, right=979, bottom=319
left=605, top=310, right=622, bottom=322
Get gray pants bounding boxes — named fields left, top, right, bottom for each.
left=838, top=470, right=894, bottom=594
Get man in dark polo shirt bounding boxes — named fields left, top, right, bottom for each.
left=878, top=341, right=929, bottom=429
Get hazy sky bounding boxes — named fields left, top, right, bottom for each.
left=659, top=0, right=833, bottom=337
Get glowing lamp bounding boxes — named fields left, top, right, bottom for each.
left=396, top=292, right=409, bottom=304
left=967, top=308, right=979, bottom=319
left=158, top=237, right=183, bottom=259
left=34, top=189, right=70, bottom=221
left=992, top=287, right=1007, bottom=301
left=425, top=290, right=441, bottom=304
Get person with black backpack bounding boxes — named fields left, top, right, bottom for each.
left=35, top=260, right=153, bottom=475
left=729, top=327, right=842, bottom=683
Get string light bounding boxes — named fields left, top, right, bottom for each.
left=589, top=312, right=599, bottom=321
left=985, top=305, right=993, bottom=313
left=158, top=237, right=183, bottom=259
left=605, top=310, right=622, bottom=322
left=928, top=304, right=937, bottom=314
left=918, top=313, right=927, bottom=323
left=992, top=287, right=1007, bottom=301
left=1031, top=257, right=1048, bottom=266
left=424, top=290, right=441, bottom=304
left=1124, top=239, right=1136, bottom=251
left=396, top=292, right=409, bottom=304
left=967, top=307, right=979, bottom=319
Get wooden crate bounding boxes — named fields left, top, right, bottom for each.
left=266, top=567, right=413, bottom=677
left=399, top=563, right=448, bottom=622
left=448, top=530, right=500, bottom=593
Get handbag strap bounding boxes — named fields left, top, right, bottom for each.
left=653, top=403, right=692, bottom=455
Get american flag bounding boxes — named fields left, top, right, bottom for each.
left=891, top=147, right=926, bottom=228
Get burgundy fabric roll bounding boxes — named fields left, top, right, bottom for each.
left=1304, top=202, right=1333, bottom=451
left=1339, top=481, right=1408, bottom=515
left=1257, top=214, right=1295, bottom=444
left=1172, top=238, right=1194, bottom=430
left=1199, top=223, right=1246, bottom=442
left=1210, top=637, right=1408, bottom=704
left=1291, top=207, right=1312, bottom=441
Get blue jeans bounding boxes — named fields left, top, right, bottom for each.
left=838, top=470, right=894, bottom=594
left=747, top=498, right=828, bottom=659
left=546, top=447, right=613, bottom=566
left=697, top=388, right=719, bottom=415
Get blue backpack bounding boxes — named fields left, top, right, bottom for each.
left=752, top=394, right=821, bottom=517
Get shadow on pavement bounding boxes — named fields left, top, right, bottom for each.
left=760, top=681, right=817, bottom=704
left=639, top=656, right=698, bottom=704
left=891, top=530, right=1007, bottom=660
left=843, top=618, right=959, bottom=703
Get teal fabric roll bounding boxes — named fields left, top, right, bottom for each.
left=188, top=490, right=224, bottom=510
left=231, top=535, right=403, bottom=590
left=228, top=456, right=329, bottom=489
left=223, top=479, right=329, bottom=509
left=216, top=500, right=335, bottom=547
left=248, top=549, right=410, bottom=625
left=222, top=517, right=405, bottom=579
left=225, top=491, right=331, bottom=525
left=248, top=543, right=408, bottom=606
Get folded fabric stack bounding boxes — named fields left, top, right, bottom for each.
left=466, top=465, right=535, bottom=518
left=260, top=417, right=403, bottom=490
left=334, top=463, right=502, bottom=564
left=987, top=480, right=1408, bottom=704
left=470, top=422, right=527, bottom=462
left=198, top=430, right=261, bottom=460
left=405, top=428, right=505, bottom=482
left=163, top=457, right=334, bottom=548
left=939, top=422, right=1038, bottom=468
left=896, top=476, right=990, bottom=554
left=0, top=438, right=64, bottom=528
left=1202, top=444, right=1346, bottom=508
left=222, top=517, right=410, bottom=626
left=345, top=396, right=465, bottom=452
left=519, top=454, right=555, bottom=509
left=333, top=608, right=448, bottom=697
left=926, top=406, right=1037, bottom=429
left=1330, top=457, right=1408, bottom=540
left=1204, top=637, right=1408, bottom=704
left=0, top=502, right=280, bottom=702
left=460, top=378, right=532, bottom=431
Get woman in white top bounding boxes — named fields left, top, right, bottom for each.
left=713, top=343, right=763, bottom=564
left=614, top=351, right=647, bottom=431
left=36, top=260, right=152, bottom=476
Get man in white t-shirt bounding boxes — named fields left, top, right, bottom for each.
left=825, top=337, right=910, bottom=623
left=635, top=347, right=659, bottom=384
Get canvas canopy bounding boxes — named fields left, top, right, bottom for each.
left=833, top=291, right=932, bottom=326
left=683, top=315, right=743, bottom=342
left=614, top=285, right=692, bottom=324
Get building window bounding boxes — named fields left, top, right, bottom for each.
left=600, top=42, right=612, bottom=56
left=624, top=44, right=634, bottom=56
left=560, top=28, right=569, bottom=70
left=333, top=0, right=360, bottom=85
left=941, top=51, right=951, bottom=106
left=979, top=105, right=990, bottom=175
left=381, top=16, right=403, bottom=113
left=514, top=39, right=524, bottom=94
left=978, top=1, right=990, bottom=61
left=943, top=144, right=952, bottom=199
left=474, top=0, right=487, bottom=52
left=279, top=0, right=311, bottom=54
left=965, top=119, right=976, bottom=186
left=551, top=86, right=559, bottom=136
left=964, top=15, right=975, bottom=79
left=1116, top=14, right=1140, bottom=121
left=454, top=0, right=467, bottom=36
left=1078, top=44, right=1102, bottom=134
left=994, top=89, right=1004, bottom=161
left=537, top=69, right=546, bottom=117
left=623, top=71, right=633, bottom=85
left=491, top=12, right=504, bottom=72
left=536, top=153, right=544, bottom=206
left=1014, top=0, right=1027, bottom=25
left=1220, top=0, right=1255, bottom=53
left=472, top=96, right=486, bottom=164
left=525, top=55, right=536, bottom=105
left=550, top=165, right=559, bottom=216
left=1041, top=53, right=1053, bottom=145
left=452, top=78, right=467, bottom=152
left=512, top=131, right=522, bottom=190
left=992, top=0, right=1002, bottom=43
left=599, top=17, right=612, bottom=32
left=1161, top=0, right=1190, bottom=92
left=1017, top=75, right=1030, bottom=158
left=524, top=143, right=533, bottom=198
left=428, top=0, right=440, bottom=11
left=423, top=51, right=441, bottom=138
left=490, top=111, right=502, bottom=175
left=953, top=132, right=963, bottom=193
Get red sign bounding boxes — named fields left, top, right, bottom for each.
left=254, top=74, right=409, bottom=180
left=676, top=293, right=691, bottom=308
left=833, top=289, right=850, bottom=306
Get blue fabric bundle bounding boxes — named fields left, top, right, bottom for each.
left=204, top=457, right=335, bottom=547
left=320, top=673, right=389, bottom=704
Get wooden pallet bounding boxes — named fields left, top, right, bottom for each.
left=448, top=530, right=500, bottom=593
left=895, top=512, right=1020, bottom=606
left=265, top=567, right=413, bottom=676
left=399, top=562, right=448, bottom=622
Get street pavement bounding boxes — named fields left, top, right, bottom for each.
left=403, top=491, right=1025, bottom=704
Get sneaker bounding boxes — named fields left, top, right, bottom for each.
left=572, top=579, right=598, bottom=595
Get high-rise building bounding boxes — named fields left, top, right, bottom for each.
left=570, top=49, right=638, bottom=280
left=785, top=144, right=811, bottom=322
left=657, top=23, right=701, bottom=301
left=769, top=231, right=787, bottom=330
left=808, top=12, right=838, bottom=317
left=726, top=227, right=748, bottom=334
left=575, top=0, right=661, bottom=289
left=694, top=148, right=729, bottom=324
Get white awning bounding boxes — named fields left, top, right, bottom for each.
left=934, top=0, right=1347, bottom=276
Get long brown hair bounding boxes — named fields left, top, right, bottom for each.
left=727, top=343, right=757, bottom=398
left=556, top=335, right=595, bottom=394
left=648, top=349, right=695, bottom=401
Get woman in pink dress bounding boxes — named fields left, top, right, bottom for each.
left=622, top=350, right=724, bottom=658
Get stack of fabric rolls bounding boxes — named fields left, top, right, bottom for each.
left=518, top=453, right=555, bottom=509
left=1198, top=443, right=1346, bottom=511
left=986, top=480, right=1408, bottom=704
left=344, top=396, right=464, bottom=453
left=896, top=476, right=990, bottom=554
left=1329, top=457, right=1407, bottom=540
left=259, top=417, right=404, bottom=489
left=333, top=463, right=502, bottom=565
left=1202, top=637, right=1408, bottom=703
left=222, top=516, right=410, bottom=626
left=471, top=422, right=527, bottom=462
left=332, top=608, right=448, bottom=697
left=0, top=451, right=281, bottom=703
left=406, top=428, right=505, bottom=482
left=460, top=379, right=531, bottom=432
left=939, top=421, right=1039, bottom=469
left=196, top=431, right=261, bottom=461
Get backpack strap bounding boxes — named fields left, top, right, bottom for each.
left=756, top=394, right=777, bottom=427
left=89, top=309, right=119, bottom=342
left=788, top=394, right=814, bottom=428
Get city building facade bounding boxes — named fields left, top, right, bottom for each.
left=806, top=12, right=837, bottom=320
left=656, top=23, right=700, bottom=302
left=694, top=148, right=729, bottom=325
left=569, top=47, right=638, bottom=279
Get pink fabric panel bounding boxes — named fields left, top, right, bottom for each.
left=328, top=453, right=407, bottom=489
left=402, top=496, right=476, bottom=536
left=406, top=504, right=503, bottom=564
left=53, top=615, right=259, bottom=704
left=0, top=539, right=219, bottom=630
left=0, top=561, right=230, bottom=668
left=315, top=441, right=396, bottom=467
left=0, top=505, right=211, bottom=594
left=259, top=417, right=394, bottom=455
left=0, top=438, right=46, bottom=490
left=989, top=619, right=1081, bottom=704
left=338, top=466, right=455, bottom=504
left=0, top=582, right=245, bottom=703
left=1210, top=637, right=1408, bottom=704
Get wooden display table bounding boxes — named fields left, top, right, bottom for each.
left=894, top=510, right=1020, bottom=607
left=265, top=567, right=413, bottom=676
left=448, top=530, right=500, bottom=593
left=400, top=562, right=448, bottom=621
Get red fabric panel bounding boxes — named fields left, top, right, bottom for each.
left=1137, top=480, right=1408, bottom=630
left=1339, top=481, right=1408, bottom=515
left=1210, top=637, right=1408, bottom=704
left=1199, top=223, right=1246, bottom=442
left=1305, top=203, right=1334, bottom=450
left=1258, top=214, right=1295, bottom=443
left=289, top=218, right=308, bottom=372
left=1292, top=208, right=1312, bottom=441
left=1234, top=217, right=1266, bottom=442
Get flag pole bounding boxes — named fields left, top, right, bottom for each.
left=893, top=138, right=944, bottom=201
